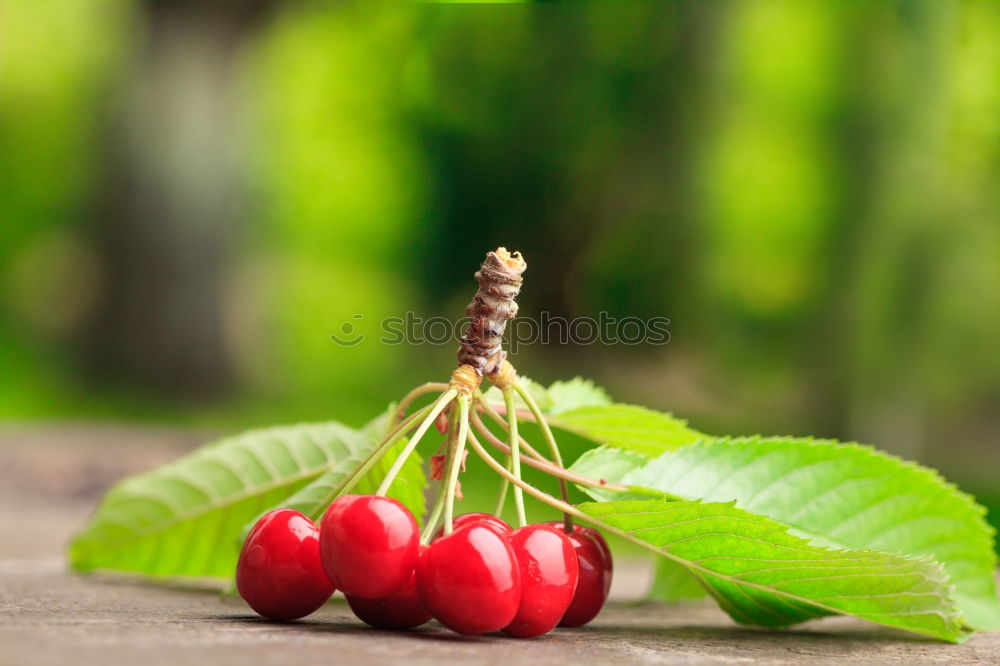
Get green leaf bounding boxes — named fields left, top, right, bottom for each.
left=545, top=377, right=611, bottom=414
left=569, top=446, right=707, bottom=600
left=578, top=499, right=971, bottom=642
left=482, top=376, right=701, bottom=454
left=569, top=446, right=649, bottom=501
left=482, top=375, right=552, bottom=412
left=260, top=408, right=426, bottom=528
left=650, top=558, right=711, bottom=602
left=578, top=437, right=1000, bottom=631
left=568, top=444, right=642, bottom=492
left=549, top=403, right=705, bottom=456
left=482, top=376, right=611, bottom=416
left=68, top=414, right=414, bottom=579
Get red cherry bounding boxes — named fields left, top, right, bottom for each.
left=416, top=524, right=521, bottom=635
left=320, top=494, right=419, bottom=599
left=545, top=522, right=613, bottom=627
left=502, top=524, right=579, bottom=637
left=432, top=512, right=511, bottom=540
left=346, top=552, right=432, bottom=630
left=236, top=509, right=334, bottom=620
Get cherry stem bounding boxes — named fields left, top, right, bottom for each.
left=443, top=395, right=471, bottom=536
left=467, top=428, right=580, bottom=518
left=469, top=409, right=629, bottom=493
left=390, top=381, right=451, bottom=428
left=488, top=403, right=536, bottom=423
left=475, top=392, right=549, bottom=463
left=420, top=404, right=460, bottom=545
left=502, top=389, right=527, bottom=528
left=420, top=499, right=444, bottom=546
left=513, top=380, right=573, bottom=532
left=376, top=389, right=457, bottom=497
left=335, top=402, right=437, bottom=502
left=493, top=451, right=512, bottom=517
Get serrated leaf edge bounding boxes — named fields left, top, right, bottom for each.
left=577, top=498, right=972, bottom=642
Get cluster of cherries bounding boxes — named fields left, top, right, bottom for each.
left=236, top=494, right=612, bottom=637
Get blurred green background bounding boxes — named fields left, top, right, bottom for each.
left=2, top=1, right=998, bottom=531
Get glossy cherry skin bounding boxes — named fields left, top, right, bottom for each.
left=236, top=509, right=334, bottom=620
left=416, top=524, right=521, bottom=635
left=502, top=524, right=579, bottom=637
left=346, top=547, right=432, bottom=630
left=320, top=494, right=419, bottom=599
left=545, top=522, right=613, bottom=627
left=432, top=512, right=511, bottom=540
